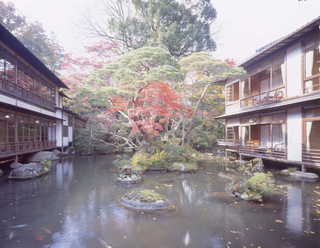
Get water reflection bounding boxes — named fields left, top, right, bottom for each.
left=286, top=185, right=303, bottom=234
left=0, top=156, right=319, bottom=248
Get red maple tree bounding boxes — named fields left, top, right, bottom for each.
left=109, top=82, right=192, bottom=139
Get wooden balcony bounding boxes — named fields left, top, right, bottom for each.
left=217, top=139, right=240, bottom=147
left=0, top=79, right=55, bottom=111
left=302, top=146, right=320, bottom=164
left=0, top=141, right=56, bottom=159
left=240, top=87, right=285, bottom=109
left=217, top=139, right=287, bottom=160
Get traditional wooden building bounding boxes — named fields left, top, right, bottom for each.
left=0, top=23, right=85, bottom=160
left=217, top=16, right=320, bottom=168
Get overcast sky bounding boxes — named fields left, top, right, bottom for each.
left=4, top=0, right=320, bottom=62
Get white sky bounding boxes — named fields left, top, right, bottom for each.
left=4, top=0, right=320, bottom=62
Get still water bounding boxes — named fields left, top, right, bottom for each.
left=0, top=156, right=319, bottom=248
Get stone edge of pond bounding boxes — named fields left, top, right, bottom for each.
left=280, top=169, right=319, bottom=182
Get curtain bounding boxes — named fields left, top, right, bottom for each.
left=306, top=122, right=312, bottom=150
left=260, top=125, right=271, bottom=148
left=272, top=124, right=284, bottom=149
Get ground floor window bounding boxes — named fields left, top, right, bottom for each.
left=226, top=126, right=239, bottom=141
left=0, top=107, right=57, bottom=154
left=237, top=112, right=286, bottom=149
left=305, top=121, right=320, bottom=150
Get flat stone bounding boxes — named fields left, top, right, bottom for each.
left=288, top=171, right=319, bottom=181
left=117, top=173, right=143, bottom=184
left=9, top=161, right=24, bottom=169
left=28, top=151, right=59, bottom=162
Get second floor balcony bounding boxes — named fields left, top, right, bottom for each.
left=225, top=60, right=286, bottom=113
left=0, top=79, right=56, bottom=111
left=240, top=86, right=286, bottom=108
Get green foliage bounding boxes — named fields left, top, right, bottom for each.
left=179, top=52, right=245, bottom=85
left=102, top=46, right=183, bottom=89
left=188, top=118, right=224, bottom=151
left=227, top=172, right=277, bottom=202
left=245, top=172, right=276, bottom=195
left=147, top=140, right=198, bottom=163
left=149, top=151, right=168, bottom=168
left=131, top=152, right=150, bottom=169
left=41, top=160, right=52, bottom=171
left=90, top=0, right=217, bottom=57
left=125, top=189, right=165, bottom=202
left=74, top=122, right=117, bottom=155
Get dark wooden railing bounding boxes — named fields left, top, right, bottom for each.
left=217, top=139, right=240, bottom=147
left=239, top=146, right=287, bottom=160
left=240, top=87, right=285, bottom=108
left=0, top=79, right=55, bottom=111
left=217, top=139, right=287, bottom=160
left=0, top=141, right=56, bottom=158
left=302, top=145, right=320, bottom=164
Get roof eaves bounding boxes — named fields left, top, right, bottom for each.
left=0, top=24, right=69, bottom=89
left=239, top=16, right=320, bottom=68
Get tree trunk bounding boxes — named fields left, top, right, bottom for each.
left=184, top=84, right=210, bottom=144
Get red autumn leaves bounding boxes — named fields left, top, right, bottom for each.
left=109, top=82, right=192, bottom=138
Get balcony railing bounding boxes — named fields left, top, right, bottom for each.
left=217, top=139, right=287, bottom=160
left=217, top=139, right=240, bottom=147
left=302, top=145, right=320, bottom=164
left=0, top=140, right=56, bottom=158
left=240, top=87, right=285, bottom=109
left=0, top=79, right=55, bottom=111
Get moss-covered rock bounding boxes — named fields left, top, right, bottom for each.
left=8, top=161, right=52, bottom=180
left=168, top=162, right=198, bottom=172
left=120, top=189, right=174, bottom=211
left=227, top=172, right=276, bottom=202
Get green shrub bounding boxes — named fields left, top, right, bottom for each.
left=244, top=172, right=276, bottom=200
left=131, top=152, right=151, bottom=169
left=149, top=151, right=168, bottom=168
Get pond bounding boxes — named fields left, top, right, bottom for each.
left=0, top=155, right=319, bottom=248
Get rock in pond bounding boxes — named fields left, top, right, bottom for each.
left=8, top=162, right=51, bottom=180
left=120, top=189, right=174, bottom=211
left=280, top=169, right=319, bottom=181
left=117, top=173, right=143, bottom=184
left=226, top=173, right=276, bottom=202
left=168, top=162, right=198, bottom=172
left=28, top=151, right=58, bottom=162
left=9, top=161, right=24, bottom=169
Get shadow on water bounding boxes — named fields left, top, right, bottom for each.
left=0, top=155, right=319, bottom=248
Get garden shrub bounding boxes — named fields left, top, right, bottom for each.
left=149, top=151, right=168, bottom=168
left=131, top=152, right=151, bottom=169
